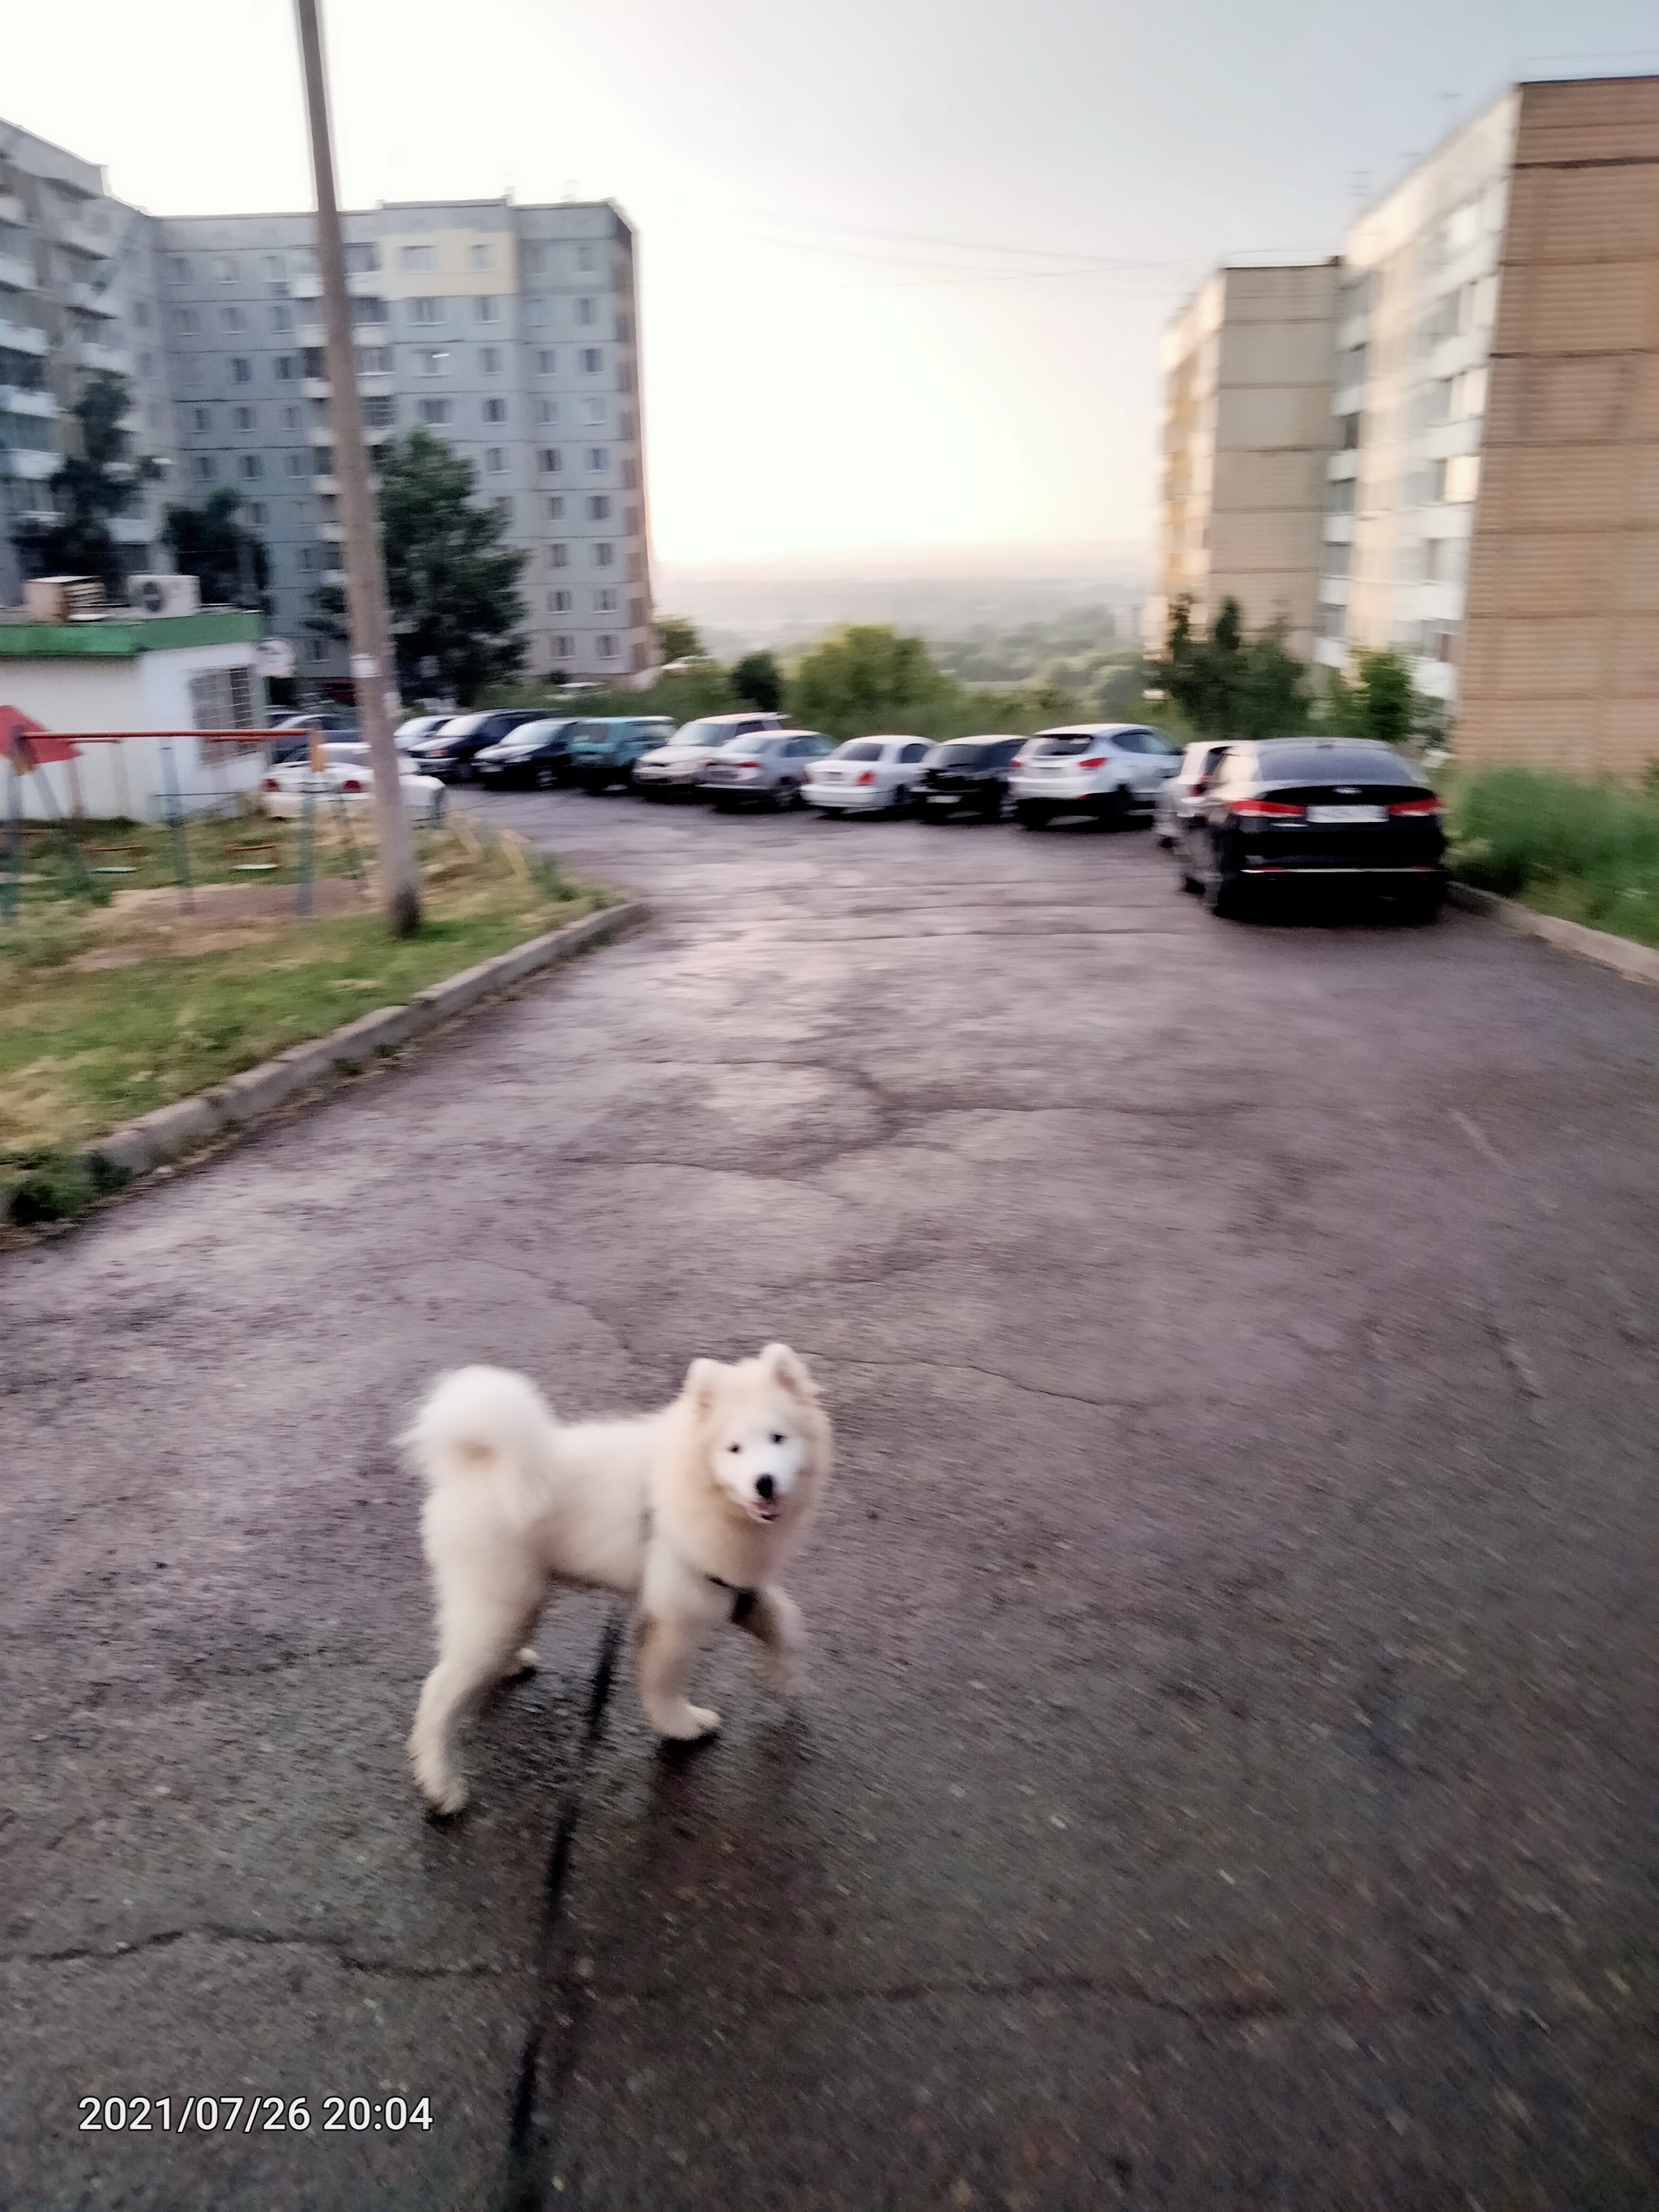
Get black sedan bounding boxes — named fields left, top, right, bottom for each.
left=1175, top=738, right=1446, bottom=921
left=915, top=735, right=1026, bottom=820
left=404, top=710, right=548, bottom=782
left=474, top=717, right=579, bottom=789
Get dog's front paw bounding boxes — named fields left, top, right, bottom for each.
left=765, top=1650, right=804, bottom=1696
left=419, top=1774, right=469, bottom=1819
left=655, top=1702, right=721, bottom=1742
left=510, top=1646, right=540, bottom=1677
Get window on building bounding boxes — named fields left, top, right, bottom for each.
left=168, top=255, right=192, bottom=282
left=493, top=496, right=512, bottom=518
left=552, top=586, right=573, bottom=610
left=545, top=496, right=565, bottom=519
left=484, top=447, right=506, bottom=472
left=419, top=397, right=454, bottom=424
left=536, top=348, right=557, bottom=374
left=1444, top=454, right=1480, bottom=503
left=409, top=296, right=445, bottom=324
left=271, top=304, right=293, bottom=333
left=580, top=347, right=601, bottom=373
left=239, top=454, right=264, bottom=481
left=578, top=297, right=596, bottom=325
left=344, top=241, right=381, bottom=273
left=214, top=256, right=239, bottom=283
left=621, top=458, right=638, bottom=491
left=1316, top=603, right=1346, bottom=641
left=480, top=347, right=502, bottom=373
left=577, top=244, right=596, bottom=271
left=262, top=254, right=285, bottom=279
left=474, top=294, right=501, bottom=322
left=1322, top=541, right=1350, bottom=577
left=587, top=495, right=611, bottom=520
left=400, top=244, right=436, bottom=271
left=585, top=447, right=608, bottom=472
left=231, top=357, right=253, bottom=384
left=550, top=543, right=569, bottom=568
left=309, top=637, right=329, bottom=662
left=1325, top=476, right=1355, bottom=514
left=620, top=410, right=636, bottom=438
left=220, top=305, right=247, bottom=333
left=625, top=505, right=641, bottom=534
left=595, top=586, right=619, bottom=612
left=249, top=501, right=268, bottom=524
left=192, top=405, right=212, bottom=432
left=597, top=633, right=617, bottom=659
left=539, top=447, right=563, bottom=473
left=193, top=455, right=215, bottom=483
left=274, top=354, right=299, bottom=381
left=416, top=348, right=450, bottom=375
left=173, top=307, right=198, bottom=335
left=536, top=399, right=558, bottom=425
left=285, top=450, right=309, bottom=475
left=188, top=665, right=258, bottom=731
left=233, top=404, right=257, bottom=428
left=364, top=393, right=397, bottom=426
left=356, top=344, right=393, bottom=374
left=281, top=403, right=302, bottom=428
left=1337, top=412, right=1361, bottom=451
left=591, top=543, right=614, bottom=568
left=629, top=596, right=646, bottom=629
left=482, top=397, right=507, bottom=422
left=554, top=633, right=574, bottom=658
left=350, top=296, right=387, bottom=328
left=526, top=298, right=549, bottom=326
left=468, top=242, right=493, bottom=270
left=582, top=398, right=605, bottom=424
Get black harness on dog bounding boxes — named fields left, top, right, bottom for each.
left=641, top=1504, right=757, bottom=1624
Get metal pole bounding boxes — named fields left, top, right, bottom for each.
left=160, top=740, right=193, bottom=913
left=293, top=0, right=420, bottom=937
left=2, top=749, right=20, bottom=926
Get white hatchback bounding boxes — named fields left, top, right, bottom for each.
left=1009, top=724, right=1180, bottom=829
left=259, top=744, right=446, bottom=825
left=804, top=735, right=934, bottom=815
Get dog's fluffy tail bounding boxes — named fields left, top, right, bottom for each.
left=404, top=1366, right=552, bottom=1515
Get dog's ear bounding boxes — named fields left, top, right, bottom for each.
left=683, top=1357, right=723, bottom=1416
left=761, top=1342, right=820, bottom=1403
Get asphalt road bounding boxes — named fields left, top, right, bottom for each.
left=2, top=792, right=1656, bottom=2211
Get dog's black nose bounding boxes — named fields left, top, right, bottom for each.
left=756, top=1474, right=775, bottom=1501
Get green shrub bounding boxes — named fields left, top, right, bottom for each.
left=1448, top=769, right=1659, bottom=946
left=3, top=1148, right=130, bottom=1227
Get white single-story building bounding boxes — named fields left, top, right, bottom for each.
left=0, top=607, right=268, bottom=823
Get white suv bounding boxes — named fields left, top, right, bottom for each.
left=1009, top=724, right=1180, bottom=829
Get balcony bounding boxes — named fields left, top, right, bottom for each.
left=0, top=195, right=27, bottom=226
left=78, top=339, right=131, bottom=374
left=1327, top=451, right=1360, bottom=481
left=313, top=472, right=340, bottom=495
left=57, top=219, right=110, bottom=260
left=292, top=269, right=380, bottom=300
left=1322, top=513, right=1354, bottom=544
left=298, top=323, right=325, bottom=349
left=1, top=386, right=58, bottom=418
left=303, top=376, right=331, bottom=399
left=319, top=520, right=347, bottom=542
left=2, top=448, right=60, bottom=480
left=0, top=318, right=49, bottom=355
left=69, top=281, right=119, bottom=318
left=0, top=251, right=36, bottom=291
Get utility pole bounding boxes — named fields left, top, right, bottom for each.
left=293, top=0, right=420, bottom=936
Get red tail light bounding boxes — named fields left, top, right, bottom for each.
left=341, top=778, right=364, bottom=792
left=1388, top=796, right=1443, bottom=817
left=1078, top=756, right=1107, bottom=769
left=857, top=769, right=875, bottom=786
left=1233, top=798, right=1306, bottom=819
left=731, top=758, right=761, bottom=770
left=261, top=776, right=279, bottom=791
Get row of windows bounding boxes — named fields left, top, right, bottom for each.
left=544, top=588, right=632, bottom=612
left=166, top=241, right=605, bottom=285
left=173, top=342, right=612, bottom=387
left=177, top=394, right=618, bottom=437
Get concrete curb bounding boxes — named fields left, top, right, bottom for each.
left=83, top=900, right=648, bottom=1180
left=1448, top=880, right=1659, bottom=989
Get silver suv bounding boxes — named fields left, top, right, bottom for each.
left=1009, top=724, right=1180, bottom=829
left=633, top=713, right=787, bottom=796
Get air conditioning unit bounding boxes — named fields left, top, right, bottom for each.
left=25, top=574, right=105, bottom=622
left=127, top=573, right=201, bottom=618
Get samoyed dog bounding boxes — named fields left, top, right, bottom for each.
left=405, top=1343, right=831, bottom=1813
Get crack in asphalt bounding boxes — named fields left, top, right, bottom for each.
left=825, top=1353, right=1153, bottom=1413
left=6, top=1926, right=506, bottom=1979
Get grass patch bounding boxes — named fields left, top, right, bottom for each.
left=1447, top=769, right=1659, bottom=949
left=2, top=819, right=604, bottom=1220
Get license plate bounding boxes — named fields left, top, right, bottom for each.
left=1307, top=803, right=1385, bottom=825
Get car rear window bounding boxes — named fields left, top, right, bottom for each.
left=839, top=740, right=884, bottom=761
left=1256, top=744, right=1421, bottom=785
left=1031, top=733, right=1097, bottom=757
left=442, top=714, right=489, bottom=735
left=935, top=743, right=987, bottom=768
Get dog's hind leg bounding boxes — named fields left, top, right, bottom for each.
left=409, top=1574, right=542, bottom=1815
left=736, top=1586, right=806, bottom=1694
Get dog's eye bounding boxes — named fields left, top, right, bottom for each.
left=727, top=1443, right=741, bottom=1455
left=770, top=1433, right=784, bottom=1445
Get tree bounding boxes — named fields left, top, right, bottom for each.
left=14, top=373, right=157, bottom=596
left=1154, top=595, right=1307, bottom=739
left=654, top=614, right=703, bottom=664
left=731, top=649, right=783, bottom=714
left=308, top=429, right=527, bottom=702
left=1316, top=647, right=1418, bottom=748
left=790, top=625, right=946, bottom=739
left=163, top=488, right=271, bottom=611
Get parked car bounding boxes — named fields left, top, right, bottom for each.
left=1154, top=739, right=1231, bottom=847
left=1009, top=724, right=1179, bottom=829
left=1175, top=736, right=1447, bottom=920
left=259, top=744, right=446, bottom=825
left=915, top=735, right=1026, bottom=821
left=394, top=714, right=454, bottom=754
left=633, top=713, right=788, bottom=796
left=268, top=710, right=359, bottom=765
left=473, top=717, right=579, bottom=789
left=804, top=736, right=935, bottom=816
left=702, top=731, right=836, bottom=809
left=566, top=717, right=677, bottom=793
left=403, top=710, right=548, bottom=782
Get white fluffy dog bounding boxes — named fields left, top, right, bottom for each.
left=405, top=1343, right=830, bottom=1813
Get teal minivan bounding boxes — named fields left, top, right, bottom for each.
left=566, top=718, right=676, bottom=794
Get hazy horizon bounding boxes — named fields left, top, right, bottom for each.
left=9, top=1, right=1657, bottom=571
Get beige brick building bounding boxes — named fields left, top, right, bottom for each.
left=1149, top=261, right=1339, bottom=662
left=1457, top=77, right=1659, bottom=776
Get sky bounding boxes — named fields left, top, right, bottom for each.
left=8, top=0, right=1659, bottom=573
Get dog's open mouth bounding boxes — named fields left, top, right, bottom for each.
left=750, top=1498, right=783, bottom=1522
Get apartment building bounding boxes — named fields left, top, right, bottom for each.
left=0, top=122, right=179, bottom=606
left=1159, top=72, right=1659, bottom=776
left=0, top=117, right=655, bottom=689
left=1151, top=260, right=1338, bottom=662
